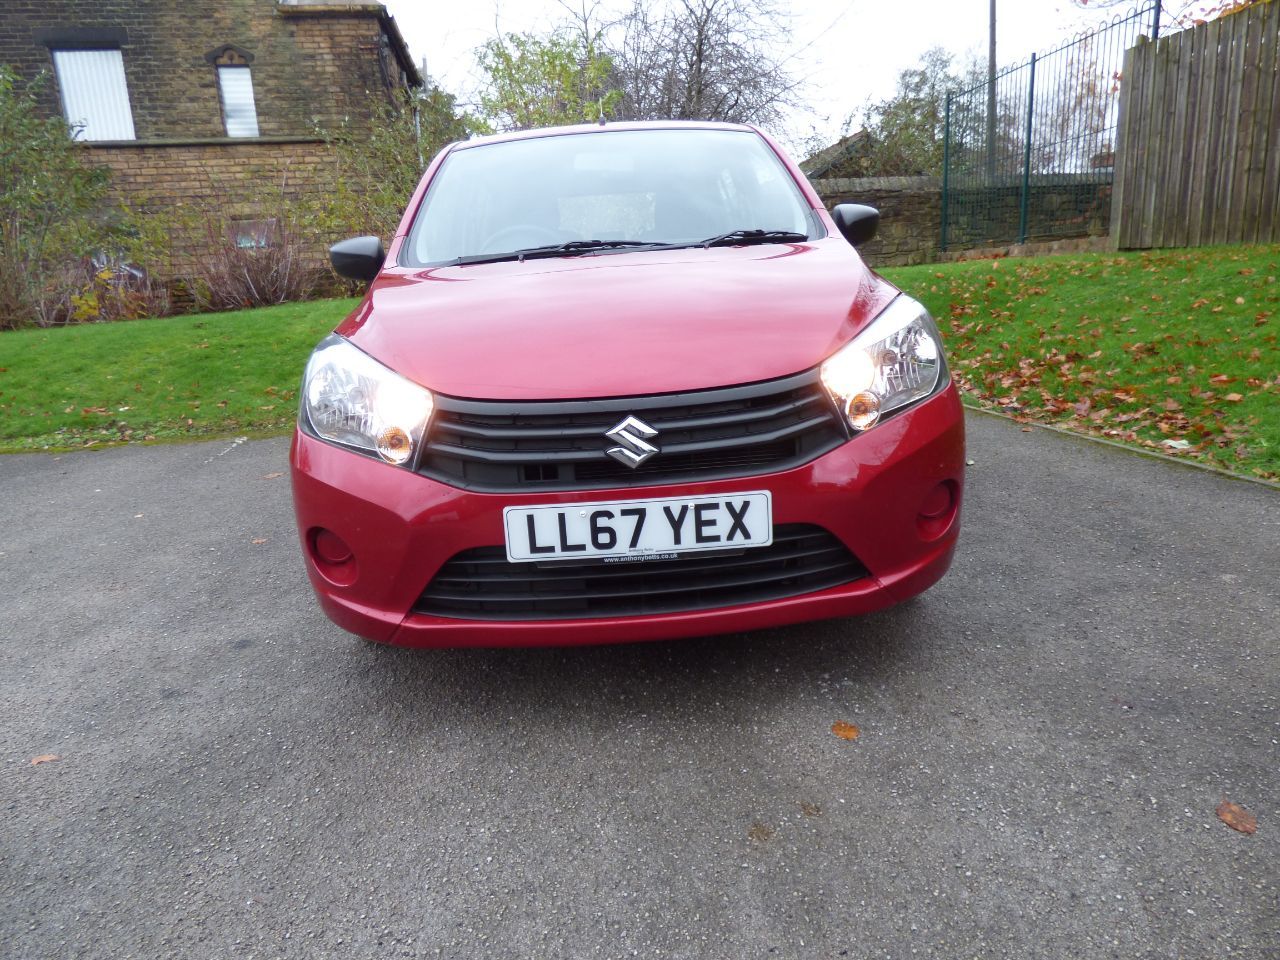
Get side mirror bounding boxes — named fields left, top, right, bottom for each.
left=831, top=204, right=880, bottom=247
left=329, top=235, right=385, bottom=283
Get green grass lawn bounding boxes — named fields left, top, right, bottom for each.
left=1, top=245, right=1277, bottom=480
left=0, top=298, right=356, bottom=451
left=883, top=245, right=1280, bottom=481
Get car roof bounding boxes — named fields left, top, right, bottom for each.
left=450, top=119, right=762, bottom=151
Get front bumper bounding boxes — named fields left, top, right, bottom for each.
left=289, top=383, right=965, bottom=647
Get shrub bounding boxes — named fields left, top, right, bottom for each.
left=0, top=66, right=134, bottom=328
left=184, top=209, right=325, bottom=311
left=67, top=257, right=172, bottom=322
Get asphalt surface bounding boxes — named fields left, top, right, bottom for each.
left=1, top=412, right=1277, bottom=960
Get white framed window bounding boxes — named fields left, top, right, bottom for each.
left=230, top=219, right=276, bottom=249
left=52, top=48, right=136, bottom=141
left=217, top=66, right=260, bottom=138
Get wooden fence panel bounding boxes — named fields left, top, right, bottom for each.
left=1251, top=3, right=1280, bottom=242
left=1171, top=24, right=1205, bottom=248
left=1113, top=1, right=1280, bottom=248
left=1217, top=13, right=1248, bottom=245
left=1232, top=9, right=1265, bottom=242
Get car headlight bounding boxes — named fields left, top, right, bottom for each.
left=820, top=294, right=944, bottom=431
left=301, top=335, right=434, bottom=465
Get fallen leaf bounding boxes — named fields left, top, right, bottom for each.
left=747, top=822, right=775, bottom=842
left=30, top=754, right=59, bottom=766
left=251, top=538, right=268, bottom=545
left=1224, top=393, right=1243, bottom=402
left=1216, top=799, right=1257, bottom=834
left=261, top=472, right=284, bottom=480
left=800, top=801, right=822, bottom=817
left=1021, top=426, right=1033, bottom=432
left=831, top=721, right=860, bottom=741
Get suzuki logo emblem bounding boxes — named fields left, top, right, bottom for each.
left=605, top=415, right=659, bottom=468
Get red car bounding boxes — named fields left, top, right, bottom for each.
left=290, top=121, right=964, bottom=647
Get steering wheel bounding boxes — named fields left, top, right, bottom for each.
left=480, top=225, right=566, bottom=252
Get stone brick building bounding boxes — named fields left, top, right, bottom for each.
left=0, top=0, right=420, bottom=274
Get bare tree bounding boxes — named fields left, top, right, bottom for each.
left=1068, top=0, right=1265, bottom=31
left=608, top=0, right=803, bottom=130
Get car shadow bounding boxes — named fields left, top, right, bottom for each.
left=339, top=596, right=948, bottom=728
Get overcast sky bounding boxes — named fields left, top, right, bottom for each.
left=381, top=0, right=1137, bottom=150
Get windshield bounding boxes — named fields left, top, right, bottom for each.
left=402, top=128, right=818, bottom=266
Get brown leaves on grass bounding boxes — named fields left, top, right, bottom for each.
left=831, top=721, right=860, bottom=741
left=923, top=250, right=1278, bottom=480
left=1216, top=799, right=1257, bottom=835
left=959, top=342, right=1271, bottom=476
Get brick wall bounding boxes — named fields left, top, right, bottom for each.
left=90, top=139, right=337, bottom=275
left=812, top=177, right=943, bottom=267
left=1, top=1, right=416, bottom=280
left=1, top=0, right=413, bottom=139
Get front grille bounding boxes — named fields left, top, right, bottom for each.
left=414, top=524, right=869, bottom=621
left=417, top=370, right=847, bottom=492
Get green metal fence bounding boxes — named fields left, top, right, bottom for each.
left=941, top=3, right=1157, bottom=250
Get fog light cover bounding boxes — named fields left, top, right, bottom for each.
left=308, top=527, right=358, bottom=586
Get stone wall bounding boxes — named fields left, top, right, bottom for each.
left=942, top=177, right=1113, bottom=251
left=811, top=177, right=942, bottom=268
left=812, top=175, right=1113, bottom=267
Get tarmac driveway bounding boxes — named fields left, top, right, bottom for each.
left=1, top=412, right=1277, bottom=959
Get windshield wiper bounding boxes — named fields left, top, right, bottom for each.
left=699, top=229, right=810, bottom=248
left=450, top=239, right=661, bottom=266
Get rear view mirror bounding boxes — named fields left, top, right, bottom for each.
left=831, top=204, right=880, bottom=247
left=329, top=235, right=385, bottom=283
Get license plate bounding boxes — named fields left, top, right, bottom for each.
left=503, top=491, right=772, bottom=563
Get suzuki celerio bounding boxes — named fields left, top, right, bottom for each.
left=290, top=121, right=964, bottom=647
